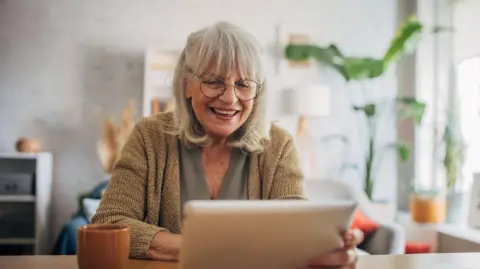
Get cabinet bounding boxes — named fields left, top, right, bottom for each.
left=0, top=152, right=53, bottom=255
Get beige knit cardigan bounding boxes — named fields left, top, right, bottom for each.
left=91, top=112, right=306, bottom=259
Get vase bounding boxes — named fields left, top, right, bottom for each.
left=410, top=194, right=446, bottom=223
left=446, top=190, right=467, bottom=224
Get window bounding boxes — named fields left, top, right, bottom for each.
left=456, top=57, right=480, bottom=190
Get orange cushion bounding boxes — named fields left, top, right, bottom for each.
left=405, top=242, right=431, bottom=254
left=350, top=209, right=379, bottom=236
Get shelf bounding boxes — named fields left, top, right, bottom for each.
left=0, top=238, right=35, bottom=245
left=0, top=152, right=52, bottom=159
left=0, top=195, right=35, bottom=202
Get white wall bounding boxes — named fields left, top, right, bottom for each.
left=0, top=0, right=397, bottom=250
left=454, top=0, right=480, bottom=62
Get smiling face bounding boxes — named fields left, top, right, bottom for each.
left=185, top=69, right=255, bottom=140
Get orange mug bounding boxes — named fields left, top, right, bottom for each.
left=77, top=224, right=130, bottom=269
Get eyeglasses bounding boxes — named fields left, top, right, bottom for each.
left=191, top=73, right=261, bottom=101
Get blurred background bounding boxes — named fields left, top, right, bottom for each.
left=1, top=0, right=480, bottom=257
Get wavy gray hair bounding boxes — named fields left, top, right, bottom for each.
left=166, top=21, right=270, bottom=153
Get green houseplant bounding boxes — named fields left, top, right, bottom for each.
left=442, top=103, right=467, bottom=223
left=284, top=15, right=426, bottom=200
left=443, top=112, right=466, bottom=192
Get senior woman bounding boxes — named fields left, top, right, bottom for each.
left=92, top=21, right=362, bottom=268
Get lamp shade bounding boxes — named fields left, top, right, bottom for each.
left=281, top=85, right=331, bottom=117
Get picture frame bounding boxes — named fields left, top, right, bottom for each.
left=143, top=48, right=180, bottom=116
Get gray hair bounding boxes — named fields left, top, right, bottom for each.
left=165, top=21, right=271, bottom=153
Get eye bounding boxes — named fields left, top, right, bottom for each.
left=235, top=80, right=250, bottom=88
left=202, top=79, right=225, bottom=89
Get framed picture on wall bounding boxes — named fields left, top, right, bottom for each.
left=143, top=48, right=180, bottom=116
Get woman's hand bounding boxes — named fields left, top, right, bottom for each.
left=306, top=229, right=364, bottom=268
left=148, top=232, right=182, bottom=261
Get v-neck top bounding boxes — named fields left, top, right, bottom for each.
left=177, top=140, right=249, bottom=216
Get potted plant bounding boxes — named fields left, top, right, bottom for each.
left=284, top=15, right=425, bottom=202
left=442, top=103, right=467, bottom=223
left=410, top=186, right=446, bottom=223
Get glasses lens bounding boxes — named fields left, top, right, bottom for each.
left=234, top=80, right=258, bottom=100
left=200, top=80, right=225, bottom=98
left=200, top=79, right=259, bottom=100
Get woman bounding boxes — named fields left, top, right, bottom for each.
left=92, top=21, right=363, bottom=268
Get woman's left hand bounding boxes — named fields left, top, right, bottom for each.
left=306, top=229, right=364, bottom=268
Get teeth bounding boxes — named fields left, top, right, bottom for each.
left=213, top=108, right=236, bottom=116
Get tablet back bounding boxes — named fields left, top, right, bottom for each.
left=179, top=200, right=356, bottom=269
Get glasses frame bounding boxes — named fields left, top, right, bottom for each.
left=190, top=72, right=261, bottom=101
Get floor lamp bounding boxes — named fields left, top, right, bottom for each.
left=283, top=85, right=331, bottom=179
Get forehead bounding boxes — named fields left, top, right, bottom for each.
left=201, top=67, right=244, bottom=80
left=195, top=56, right=255, bottom=81
left=191, top=40, right=260, bottom=81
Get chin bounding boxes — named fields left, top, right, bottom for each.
left=207, top=127, right=238, bottom=139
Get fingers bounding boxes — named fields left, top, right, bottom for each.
left=343, top=229, right=364, bottom=248
left=308, top=248, right=358, bottom=267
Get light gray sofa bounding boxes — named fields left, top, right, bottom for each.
left=304, top=179, right=405, bottom=255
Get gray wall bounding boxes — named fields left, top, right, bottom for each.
left=0, top=0, right=398, bottom=250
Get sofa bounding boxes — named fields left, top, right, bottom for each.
left=304, top=179, right=405, bottom=255
left=51, top=181, right=108, bottom=255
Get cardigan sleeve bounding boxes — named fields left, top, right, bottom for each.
left=91, top=118, right=166, bottom=259
left=268, top=135, right=308, bottom=200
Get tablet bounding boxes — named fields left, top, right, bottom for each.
left=179, top=200, right=357, bottom=269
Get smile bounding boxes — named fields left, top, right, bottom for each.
left=209, top=107, right=240, bottom=118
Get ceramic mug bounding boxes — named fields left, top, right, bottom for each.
left=77, top=224, right=130, bottom=269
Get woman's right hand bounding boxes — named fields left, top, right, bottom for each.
left=148, top=232, right=182, bottom=261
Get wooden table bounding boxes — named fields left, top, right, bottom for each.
left=1, top=253, right=480, bottom=269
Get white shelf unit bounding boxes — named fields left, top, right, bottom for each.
left=0, top=152, right=53, bottom=255
left=142, top=47, right=179, bottom=116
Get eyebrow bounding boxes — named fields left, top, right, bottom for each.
left=201, top=73, right=250, bottom=81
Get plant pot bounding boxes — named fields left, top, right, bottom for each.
left=446, top=191, right=467, bottom=224
left=410, top=194, right=446, bottom=223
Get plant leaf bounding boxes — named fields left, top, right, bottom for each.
left=443, top=118, right=467, bottom=190
left=343, top=57, right=385, bottom=80
left=397, top=97, right=426, bottom=124
left=353, top=104, right=376, bottom=117
left=284, top=44, right=312, bottom=62
left=394, top=142, right=411, bottom=162
left=285, top=44, right=350, bottom=80
left=310, top=45, right=349, bottom=80
left=283, top=15, right=423, bottom=82
left=383, top=14, right=423, bottom=66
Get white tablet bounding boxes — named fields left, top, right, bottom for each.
left=179, top=200, right=357, bottom=269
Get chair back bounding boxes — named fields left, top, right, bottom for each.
left=304, top=179, right=375, bottom=212
left=304, top=179, right=354, bottom=200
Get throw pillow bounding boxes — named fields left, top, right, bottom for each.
left=350, top=209, right=379, bottom=236
left=405, top=242, right=431, bottom=254
left=83, top=198, right=102, bottom=222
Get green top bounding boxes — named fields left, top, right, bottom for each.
left=178, top=140, right=249, bottom=215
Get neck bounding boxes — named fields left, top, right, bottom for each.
left=203, top=138, right=231, bottom=158
left=206, top=132, right=229, bottom=148
left=204, top=142, right=229, bottom=154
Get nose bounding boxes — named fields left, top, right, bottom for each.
left=219, top=84, right=238, bottom=104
